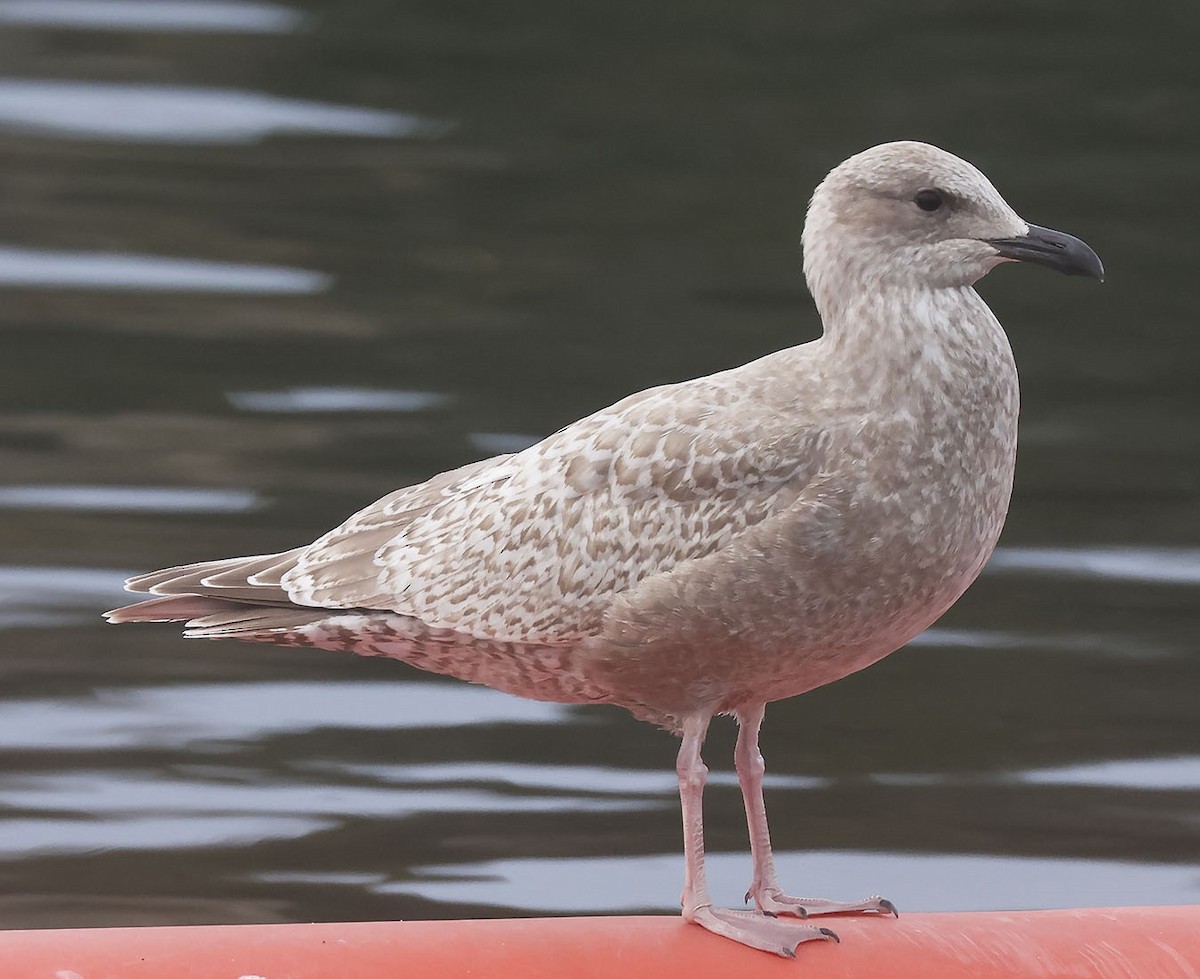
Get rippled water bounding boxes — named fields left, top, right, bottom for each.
left=0, top=0, right=1196, bottom=930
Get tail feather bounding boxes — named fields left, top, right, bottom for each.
left=104, top=595, right=250, bottom=623
left=183, top=605, right=330, bottom=637
left=124, top=556, right=257, bottom=594
left=104, top=593, right=331, bottom=637
left=195, top=549, right=303, bottom=592
left=119, top=548, right=305, bottom=605
left=109, top=545, right=333, bottom=637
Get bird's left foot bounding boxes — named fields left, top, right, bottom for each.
left=746, top=886, right=898, bottom=919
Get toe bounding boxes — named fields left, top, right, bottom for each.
left=687, top=905, right=841, bottom=956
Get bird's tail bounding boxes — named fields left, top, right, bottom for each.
left=103, top=548, right=330, bottom=638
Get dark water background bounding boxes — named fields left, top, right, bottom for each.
left=0, top=0, right=1197, bottom=928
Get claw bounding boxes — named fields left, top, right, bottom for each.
left=819, top=928, right=840, bottom=943
left=879, top=898, right=899, bottom=918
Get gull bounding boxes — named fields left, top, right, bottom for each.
left=107, top=141, right=1103, bottom=956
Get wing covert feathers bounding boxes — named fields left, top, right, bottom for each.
left=109, top=357, right=824, bottom=645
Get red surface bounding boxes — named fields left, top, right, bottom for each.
left=3, top=909, right=1199, bottom=979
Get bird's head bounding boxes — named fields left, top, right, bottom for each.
left=803, top=141, right=1103, bottom=297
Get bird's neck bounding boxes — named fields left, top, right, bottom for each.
left=810, top=277, right=1016, bottom=400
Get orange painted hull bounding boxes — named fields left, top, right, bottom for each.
left=4, top=909, right=1199, bottom=978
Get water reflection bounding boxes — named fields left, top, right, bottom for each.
left=908, top=626, right=1181, bottom=659
left=0, top=767, right=643, bottom=853
left=469, top=433, right=542, bottom=455
left=1022, top=757, right=1200, bottom=791
left=0, top=682, right=568, bottom=750
left=988, top=546, right=1200, bottom=585
left=0, top=246, right=330, bottom=293
left=318, top=761, right=825, bottom=794
left=385, top=851, right=1200, bottom=914
left=0, top=0, right=303, bottom=33
left=2, top=815, right=329, bottom=855
left=873, top=757, right=1200, bottom=791
left=0, top=486, right=261, bottom=512
left=228, top=387, right=451, bottom=414
left=5, top=672, right=1195, bottom=911
left=0, top=566, right=132, bottom=629
left=0, top=80, right=445, bottom=143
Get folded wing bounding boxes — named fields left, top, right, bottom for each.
left=109, top=375, right=823, bottom=644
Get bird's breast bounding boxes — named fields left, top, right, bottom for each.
left=584, top=299, right=1022, bottom=719
left=801, top=320, right=1020, bottom=640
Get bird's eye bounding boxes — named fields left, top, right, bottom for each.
left=914, top=189, right=945, bottom=212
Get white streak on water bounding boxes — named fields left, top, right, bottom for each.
left=0, top=681, right=569, bottom=751
left=0, top=565, right=136, bottom=628
left=0, top=246, right=330, bottom=293
left=228, top=387, right=451, bottom=413
left=0, top=815, right=329, bottom=855
left=381, top=850, right=1200, bottom=914
left=907, top=628, right=1027, bottom=649
left=1020, top=756, right=1200, bottom=791
left=314, top=761, right=826, bottom=794
left=0, top=486, right=261, bottom=512
left=469, top=432, right=541, bottom=454
left=988, top=546, right=1200, bottom=585
left=876, top=755, right=1200, bottom=791
left=0, top=80, right=446, bottom=143
left=0, top=769, right=645, bottom=837
left=0, top=0, right=302, bottom=33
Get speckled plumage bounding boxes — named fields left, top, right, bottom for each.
left=107, top=141, right=1102, bottom=955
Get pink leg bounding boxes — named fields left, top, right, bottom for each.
left=734, top=704, right=898, bottom=919
left=676, top=713, right=839, bottom=956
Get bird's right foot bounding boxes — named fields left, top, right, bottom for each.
left=684, top=904, right=839, bottom=957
